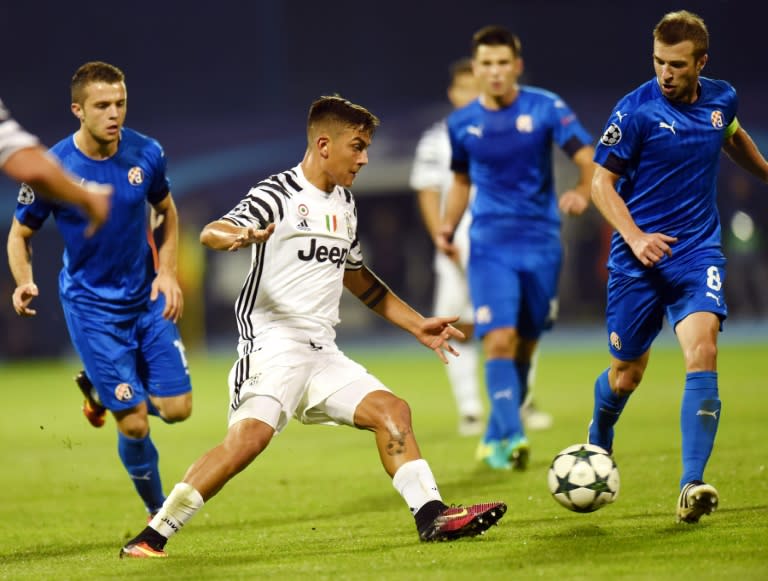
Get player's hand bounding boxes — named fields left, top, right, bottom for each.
left=228, top=223, right=276, bottom=251
left=151, top=271, right=184, bottom=322
left=12, top=283, right=39, bottom=317
left=558, top=190, right=589, bottom=216
left=627, top=231, right=678, bottom=268
left=416, top=315, right=466, bottom=364
left=435, top=225, right=458, bottom=260
left=81, top=181, right=114, bottom=238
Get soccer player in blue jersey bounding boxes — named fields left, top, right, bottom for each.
left=437, top=26, right=595, bottom=470
left=1, top=96, right=112, bottom=233
left=7, top=61, right=193, bottom=519
left=587, top=10, right=768, bottom=523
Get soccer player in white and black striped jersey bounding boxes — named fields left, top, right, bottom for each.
left=120, top=95, right=506, bottom=558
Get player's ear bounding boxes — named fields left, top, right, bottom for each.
left=696, top=54, right=708, bottom=73
left=516, top=57, right=525, bottom=76
left=317, top=135, right=330, bottom=158
left=71, top=103, right=84, bottom=121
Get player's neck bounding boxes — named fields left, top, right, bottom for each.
left=73, top=129, right=119, bottom=160
left=480, top=86, right=519, bottom=110
left=300, top=154, right=335, bottom=193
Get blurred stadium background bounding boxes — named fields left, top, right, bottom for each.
left=1, top=0, right=766, bottom=358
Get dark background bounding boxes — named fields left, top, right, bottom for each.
left=2, top=0, right=766, bottom=357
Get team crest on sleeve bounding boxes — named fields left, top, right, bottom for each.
left=17, top=183, right=35, bottom=205
left=609, top=331, right=622, bottom=351
left=127, top=166, right=144, bottom=185
left=710, top=110, right=724, bottom=129
left=600, top=123, right=622, bottom=146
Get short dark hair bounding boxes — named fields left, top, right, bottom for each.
left=307, top=95, right=379, bottom=137
left=471, top=25, right=522, bottom=58
left=449, top=57, right=473, bottom=84
left=71, top=61, right=125, bottom=104
left=653, top=10, right=709, bottom=60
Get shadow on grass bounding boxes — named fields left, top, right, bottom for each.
left=0, top=540, right=117, bottom=564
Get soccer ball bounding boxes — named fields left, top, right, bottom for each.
left=547, top=443, right=619, bottom=513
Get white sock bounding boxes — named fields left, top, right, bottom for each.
left=149, top=482, right=204, bottom=539
left=392, top=459, right=443, bottom=515
left=445, top=342, right=482, bottom=417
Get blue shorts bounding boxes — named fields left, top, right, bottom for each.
left=468, top=241, right=561, bottom=339
left=61, top=295, right=192, bottom=412
left=605, top=258, right=728, bottom=361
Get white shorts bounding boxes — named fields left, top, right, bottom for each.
left=227, top=336, right=390, bottom=432
left=433, top=212, right=473, bottom=323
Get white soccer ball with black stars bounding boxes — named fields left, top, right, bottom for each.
left=547, top=443, right=619, bottom=513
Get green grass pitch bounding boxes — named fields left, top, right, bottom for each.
left=1, top=336, right=766, bottom=580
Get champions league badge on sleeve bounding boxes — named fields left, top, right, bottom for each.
left=600, top=123, right=622, bottom=146
left=17, top=183, right=35, bottom=205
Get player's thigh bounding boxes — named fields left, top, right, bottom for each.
left=605, top=271, right=665, bottom=361
left=468, top=247, right=521, bottom=337
left=138, top=298, right=191, bottom=398
left=303, top=351, right=391, bottom=427
left=227, top=340, right=315, bottom=433
left=433, top=253, right=473, bottom=322
left=517, top=259, right=561, bottom=339
left=61, top=304, right=144, bottom=411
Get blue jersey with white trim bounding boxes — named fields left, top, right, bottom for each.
left=14, top=127, right=170, bottom=313
left=447, top=87, right=592, bottom=249
left=594, top=77, right=737, bottom=276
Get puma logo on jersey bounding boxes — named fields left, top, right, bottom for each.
left=659, top=120, right=676, bottom=134
left=297, top=237, right=348, bottom=268
left=616, top=110, right=627, bottom=122
left=467, top=125, right=483, bottom=138
left=696, top=409, right=719, bottom=420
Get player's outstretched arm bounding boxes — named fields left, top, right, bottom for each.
left=200, top=220, right=275, bottom=252
left=4, top=147, right=112, bottom=237
left=7, top=217, right=39, bottom=316
left=343, top=266, right=465, bottom=363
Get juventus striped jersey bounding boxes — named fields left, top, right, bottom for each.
left=221, top=163, right=364, bottom=355
left=0, top=98, right=39, bottom=167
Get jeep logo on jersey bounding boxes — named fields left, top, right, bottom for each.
left=297, top=237, right=348, bottom=268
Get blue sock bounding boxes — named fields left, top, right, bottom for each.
left=680, top=371, right=720, bottom=488
left=515, top=361, right=531, bottom=407
left=483, top=358, right=523, bottom=442
left=117, top=431, right=165, bottom=514
left=588, top=368, right=629, bottom=452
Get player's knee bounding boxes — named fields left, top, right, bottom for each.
left=116, top=412, right=150, bottom=439
left=683, top=340, right=717, bottom=370
left=157, top=393, right=193, bottom=423
left=484, top=328, right=518, bottom=358
left=226, top=420, right=273, bottom=466
left=611, top=365, right=643, bottom=396
left=357, top=391, right=412, bottom=432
